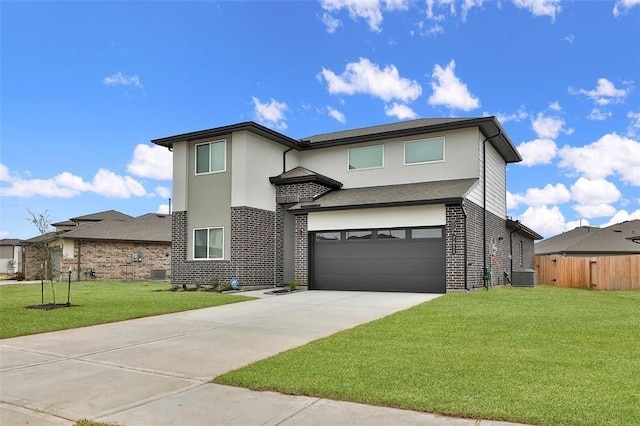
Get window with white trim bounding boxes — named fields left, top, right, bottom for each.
left=193, top=227, right=224, bottom=259
left=404, top=137, right=444, bottom=165
left=196, top=140, right=226, bottom=175
left=348, top=145, right=383, bottom=170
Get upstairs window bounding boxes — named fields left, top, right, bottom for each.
left=404, top=137, right=445, bottom=165
left=194, top=227, right=224, bottom=259
left=348, top=145, right=383, bottom=170
left=196, top=140, right=226, bottom=174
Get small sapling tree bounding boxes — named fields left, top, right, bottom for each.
left=26, top=209, right=59, bottom=305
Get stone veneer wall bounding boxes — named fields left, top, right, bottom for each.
left=171, top=207, right=276, bottom=289
left=24, top=240, right=170, bottom=281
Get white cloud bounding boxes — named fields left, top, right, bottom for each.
left=127, top=144, right=173, bottom=180
left=571, top=78, right=628, bottom=106
left=0, top=166, right=148, bottom=199
left=157, top=204, right=170, bottom=214
left=565, top=218, right=589, bottom=230
left=570, top=177, right=621, bottom=206
left=613, top=0, right=640, bottom=16
left=526, top=183, right=572, bottom=206
left=384, top=102, right=418, bottom=120
left=531, top=113, right=565, bottom=139
left=516, top=138, right=558, bottom=166
left=587, top=108, right=612, bottom=121
left=561, top=34, right=574, bottom=43
left=321, top=0, right=408, bottom=32
left=103, top=72, right=142, bottom=88
left=495, top=108, right=528, bottom=124
left=461, top=0, right=484, bottom=20
left=627, top=111, right=640, bottom=137
left=519, top=205, right=567, bottom=238
left=0, top=230, right=9, bottom=239
left=327, top=106, right=346, bottom=123
left=320, top=58, right=422, bottom=102
left=155, top=186, right=171, bottom=199
left=573, top=203, right=618, bottom=219
left=513, top=0, right=562, bottom=21
left=508, top=183, right=571, bottom=212
left=0, top=164, right=10, bottom=181
left=506, top=191, right=525, bottom=210
left=427, top=60, right=480, bottom=111
left=549, top=101, right=562, bottom=111
left=90, top=169, right=147, bottom=198
left=559, top=133, right=640, bottom=185
left=411, top=21, right=445, bottom=37
left=321, top=12, right=342, bottom=33
left=425, top=0, right=451, bottom=20
left=252, top=97, right=289, bottom=130
left=600, top=209, right=640, bottom=227
left=424, top=0, right=484, bottom=21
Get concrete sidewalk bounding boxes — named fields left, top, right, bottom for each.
left=1, top=290, right=524, bottom=426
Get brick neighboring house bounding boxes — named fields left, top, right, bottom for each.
left=152, top=117, right=542, bottom=293
left=23, top=210, right=171, bottom=281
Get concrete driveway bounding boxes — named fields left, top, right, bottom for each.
left=1, top=290, right=521, bottom=426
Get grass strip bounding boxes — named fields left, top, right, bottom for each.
left=0, top=281, right=252, bottom=339
left=214, top=286, right=640, bottom=426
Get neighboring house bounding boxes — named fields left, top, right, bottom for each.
left=23, top=211, right=171, bottom=281
left=152, top=117, right=542, bottom=293
left=535, top=220, right=640, bottom=256
left=0, top=239, right=22, bottom=277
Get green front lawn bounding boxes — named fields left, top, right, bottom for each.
left=0, top=281, right=252, bottom=339
left=215, top=286, right=640, bottom=426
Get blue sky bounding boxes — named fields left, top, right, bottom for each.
left=1, top=0, right=639, bottom=239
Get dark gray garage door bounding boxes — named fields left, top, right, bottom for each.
left=311, top=227, right=445, bottom=293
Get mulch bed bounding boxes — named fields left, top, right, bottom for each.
left=26, top=303, right=74, bottom=310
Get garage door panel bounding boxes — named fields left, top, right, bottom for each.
left=312, top=227, right=446, bottom=293
left=313, top=273, right=445, bottom=292
left=314, top=257, right=442, bottom=276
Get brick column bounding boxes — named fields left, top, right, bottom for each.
left=294, top=214, right=308, bottom=286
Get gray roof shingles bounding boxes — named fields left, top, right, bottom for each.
left=61, top=213, right=171, bottom=243
left=70, top=210, right=133, bottom=222
left=535, top=220, right=640, bottom=255
left=289, top=178, right=478, bottom=211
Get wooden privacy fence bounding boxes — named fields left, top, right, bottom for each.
left=535, top=255, right=640, bottom=291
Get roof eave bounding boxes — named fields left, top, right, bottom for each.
left=289, top=198, right=462, bottom=215
left=298, top=117, right=522, bottom=162
left=151, top=121, right=299, bottom=149
left=268, top=174, right=343, bottom=189
left=507, top=219, right=544, bottom=240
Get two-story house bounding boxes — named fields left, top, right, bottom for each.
left=152, top=117, right=541, bottom=293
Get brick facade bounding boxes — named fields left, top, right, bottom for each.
left=171, top=207, right=276, bottom=289
left=274, top=181, right=333, bottom=288
left=445, top=204, right=466, bottom=290
left=445, top=201, right=513, bottom=291
left=171, top=195, right=531, bottom=292
left=294, top=214, right=309, bottom=286
left=24, top=240, right=171, bottom=281
left=275, top=182, right=333, bottom=204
